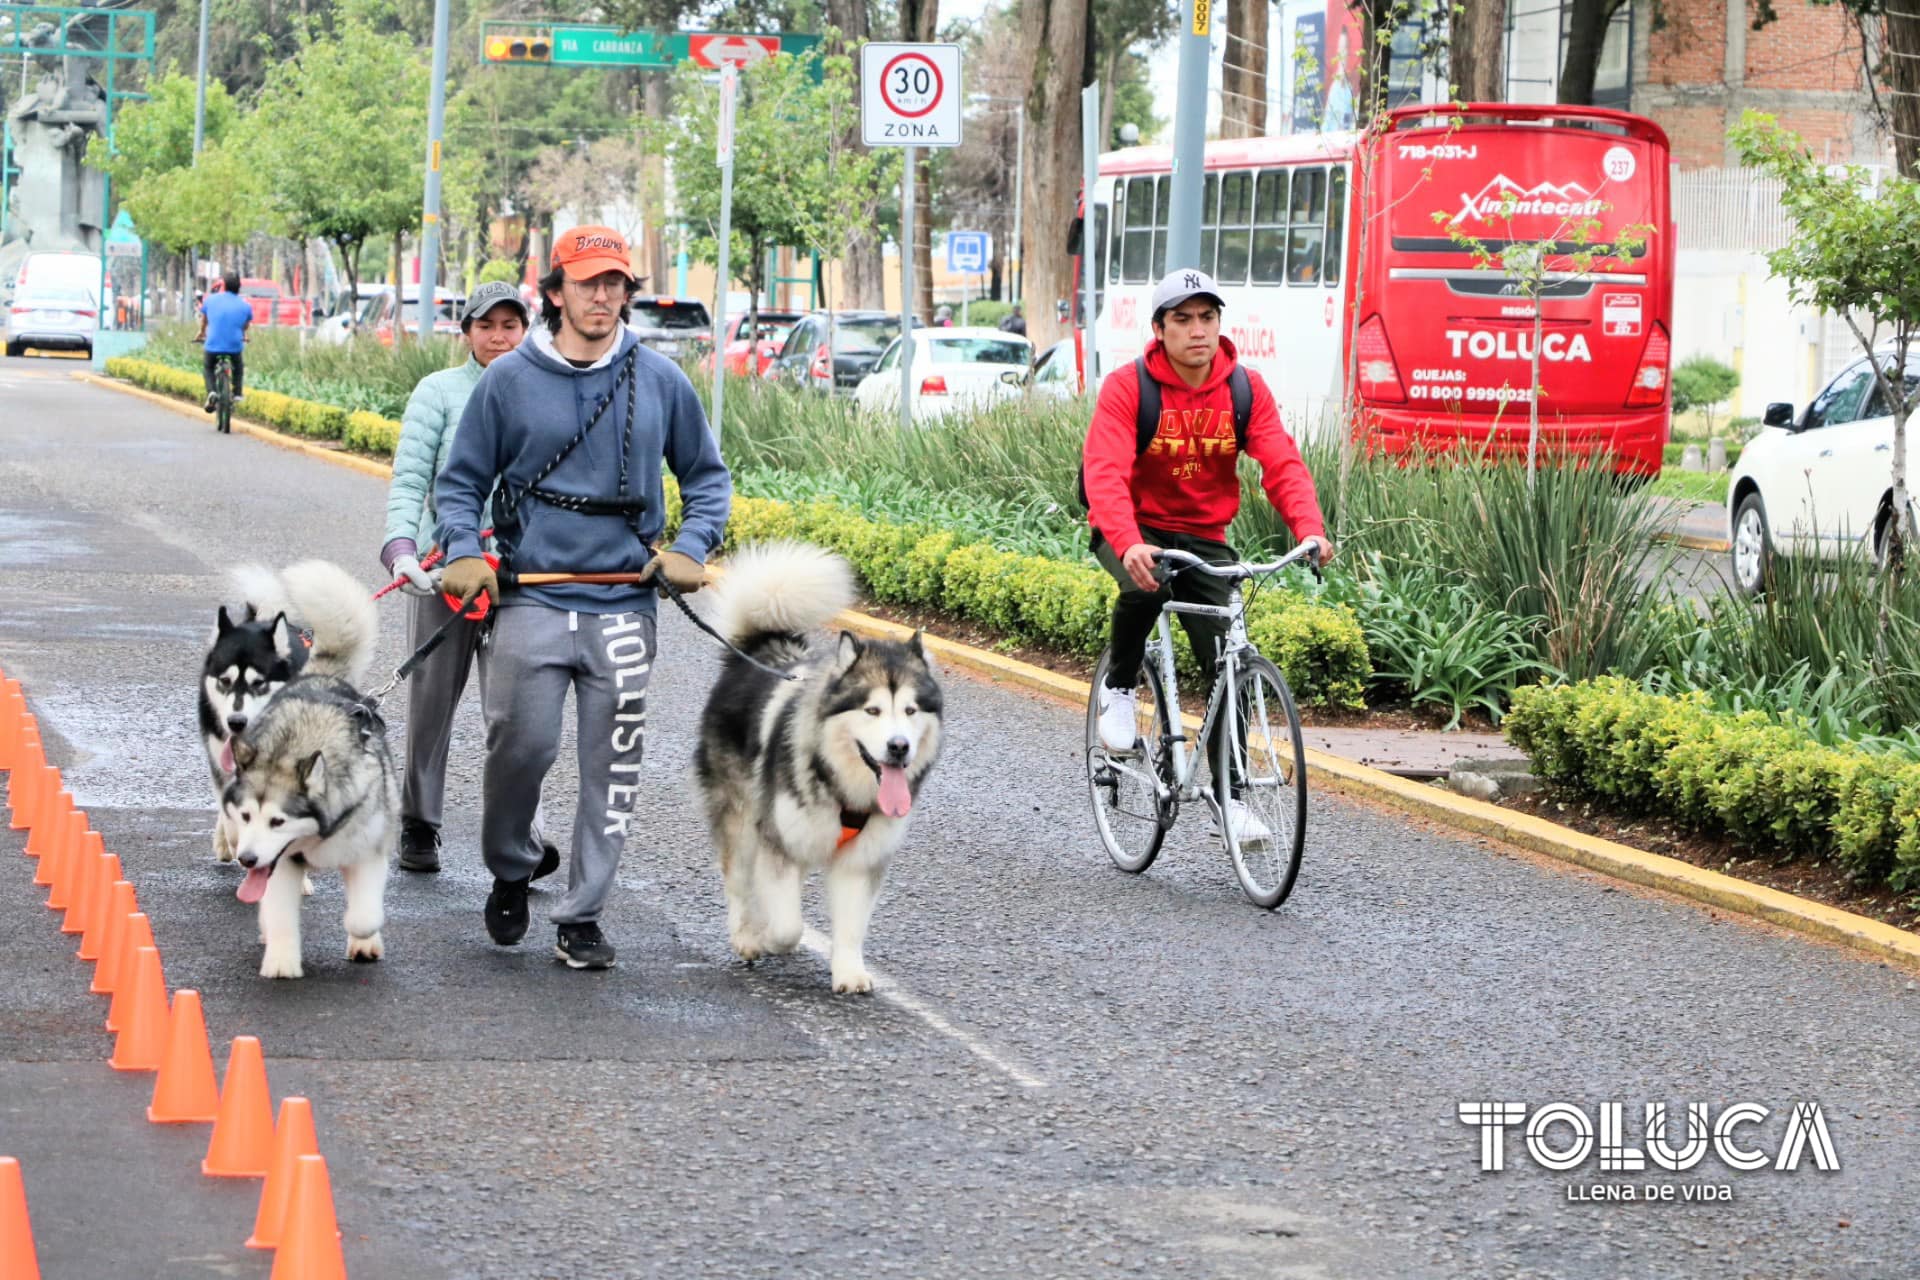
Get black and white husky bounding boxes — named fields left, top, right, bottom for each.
left=695, top=542, right=944, bottom=994
left=200, top=561, right=377, bottom=864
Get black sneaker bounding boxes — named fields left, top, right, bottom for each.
left=484, top=876, right=531, bottom=946
left=554, top=922, right=616, bottom=970
left=532, top=839, right=562, bottom=882
left=397, top=819, right=441, bottom=873
left=202, top=393, right=216, bottom=414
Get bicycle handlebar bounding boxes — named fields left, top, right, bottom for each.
left=1152, top=542, right=1322, bottom=583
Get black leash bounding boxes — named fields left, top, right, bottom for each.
left=649, top=572, right=798, bottom=683
left=361, top=605, right=475, bottom=708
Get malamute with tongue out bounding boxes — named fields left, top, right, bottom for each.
left=695, top=542, right=944, bottom=994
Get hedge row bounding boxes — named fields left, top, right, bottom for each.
left=667, top=481, right=1373, bottom=710
left=1506, top=677, right=1920, bottom=891
left=107, top=355, right=1372, bottom=708
left=105, top=357, right=402, bottom=457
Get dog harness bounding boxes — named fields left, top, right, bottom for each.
left=836, top=809, right=870, bottom=852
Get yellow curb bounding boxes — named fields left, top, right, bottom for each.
left=1654, top=531, right=1731, bottom=553
left=77, top=367, right=1920, bottom=971
left=73, top=371, right=396, bottom=481
left=841, top=609, right=1920, bottom=974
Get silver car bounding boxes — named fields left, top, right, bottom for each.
left=6, top=283, right=96, bottom=357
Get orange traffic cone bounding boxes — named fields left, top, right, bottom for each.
left=27, top=789, right=69, bottom=867
left=89, top=883, right=137, bottom=995
left=7, top=752, right=43, bottom=831
left=109, top=946, right=168, bottom=1072
left=77, top=854, right=126, bottom=962
left=105, top=913, right=157, bottom=1031
left=247, top=1097, right=320, bottom=1249
left=0, top=691, right=20, bottom=771
left=268, top=1155, right=346, bottom=1280
left=44, top=811, right=86, bottom=911
left=148, top=990, right=220, bottom=1122
left=63, top=832, right=107, bottom=938
left=203, top=1036, right=274, bottom=1177
left=0, top=1156, right=42, bottom=1280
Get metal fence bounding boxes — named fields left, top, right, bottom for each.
left=1671, top=167, right=1795, bottom=252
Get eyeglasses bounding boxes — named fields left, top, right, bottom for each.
left=565, top=275, right=630, bottom=299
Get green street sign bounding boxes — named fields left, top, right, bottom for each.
left=546, top=26, right=820, bottom=70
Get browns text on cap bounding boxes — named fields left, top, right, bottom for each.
left=461, top=281, right=529, bottom=325
left=552, top=225, right=636, bottom=282
left=1150, top=268, right=1226, bottom=317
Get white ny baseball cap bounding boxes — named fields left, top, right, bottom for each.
left=1150, top=268, right=1225, bottom=319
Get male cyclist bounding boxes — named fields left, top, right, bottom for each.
left=1081, top=268, right=1334, bottom=839
left=195, top=271, right=252, bottom=412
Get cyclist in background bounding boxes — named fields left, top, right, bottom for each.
left=195, top=271, right=252, bottom=412
left=1081, top=268, right=1334, bottom=837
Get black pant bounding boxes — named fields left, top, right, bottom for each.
left=1094, top=525, right=1240, bottom=787
left=203, top=349, right=244, bottom=398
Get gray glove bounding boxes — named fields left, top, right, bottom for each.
left=392, top=554, right=438, bottom=597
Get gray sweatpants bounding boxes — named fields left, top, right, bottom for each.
left=480, top=603, right=655, bottom=925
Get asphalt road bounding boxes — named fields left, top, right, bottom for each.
left=2, top=360, right=1917, bottom=1279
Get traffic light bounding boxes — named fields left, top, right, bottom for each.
left=484, top=32, right=552, bottom=63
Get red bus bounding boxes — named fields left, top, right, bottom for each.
left=1077, top=104, right=1674, bottom=476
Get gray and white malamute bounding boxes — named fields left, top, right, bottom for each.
left=695, top=542, right=944, bottom=994
left=201, top=560, right=378, bottom=863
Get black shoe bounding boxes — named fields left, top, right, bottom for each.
left=484, top=876, right=531, bottom=946
left=554, top=922, right=616, bottom=970
left=397, top=819, right=441, bottom=873
left=531, top=839, right=562, bottom=882
left=202, top=393, right=216, bottom=414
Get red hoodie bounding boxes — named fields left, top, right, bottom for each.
left=1083, top=337, right=1326, bottom=556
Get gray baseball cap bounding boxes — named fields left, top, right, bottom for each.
left=1150, top=268, right=1225, bottom=318
left=460, top=280, right=529, bottom=325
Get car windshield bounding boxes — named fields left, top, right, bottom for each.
left=748, top=320, right=797, bottom=343
left=833, top=318, right=898, bottom=354
left=929, top=337, right=1030, bottom=366
left=632, top=301, right=712, bottom=331
left=18, top=288, right=93, bottom=308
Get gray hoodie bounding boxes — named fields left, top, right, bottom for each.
left=435, top=326, right=732, bottom=614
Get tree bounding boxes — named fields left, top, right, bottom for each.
left=249, top=16, right=429, bottom=310
left=826, top=0, right=886, bottom=307
left=1670, top=356, right=1740, bottom=435
left=476, top=258, right=522, bottom=286
left=86, top=74, right=239, bottom=190
left=1557, top=0, right=1626, bottom=106
left=902, top=0, right=940, bottom=324
left=524, top=130, right=660, bottom=246
left=120, top=138, right=278, bottom=264
left=1749, top=1, right=1919, bottom=179
left=1733, top=110, right=1920, bottom=576
left=1093, top=0, right=1177, bottom=155
left=1221, top=0, right=1269, bottom=138
left=1448, top=0, right=1507, bottom=103
left=1018, top=0, right=1091, bottom=350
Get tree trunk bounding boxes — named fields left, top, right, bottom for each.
left=903, top=0, right=939, bottom=324
left=643, top=72, right=670, bottom=290
left=1354, top=0, right=1397, bottom=122
left=1221, top=0, right=1269, bottom=139
left=390, top=232, right=406, bottom=344
left=1099, top=46, right=1123, bottom=149
left=827, top=0, right=887, bottom=308
left=1887, top=7, right=1920, bottom=178
left=1450, top=0, right=1508, bottom=104
left=1558, top=0, right=1618, bottom=106
left=1019, top=0, right=1091, bottom=350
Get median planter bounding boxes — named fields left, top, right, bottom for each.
left=106, top=357, right=402, bottom=457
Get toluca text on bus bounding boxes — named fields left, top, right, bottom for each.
left=1073, top=104, right=1675, bottom=477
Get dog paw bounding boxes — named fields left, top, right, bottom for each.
left=212, top=824, right=234, bottom=863
left=729, top=926, right=768, bottom=964
left=830, top=965, right=874, bottom=995
left=763, top=923, right=804, bottom=955
left=346, top=931, right=384, bottom=964
left=301, top=871, right=314, bottom=897
left=260, top=946, right=304, bottom=980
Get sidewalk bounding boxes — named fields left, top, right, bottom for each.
left=1300, top=725, right=1512, bottom=778
left=1652, top=495, right=1731, bottom=550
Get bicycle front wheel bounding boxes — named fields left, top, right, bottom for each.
left=1214, top=654, right=1307, bottom=909
left=1086, top=647, right=1173, bottom=874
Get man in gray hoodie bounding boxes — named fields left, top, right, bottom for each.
left=437, top=225, right=732, bottom=969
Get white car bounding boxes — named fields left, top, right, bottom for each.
left=1029, top=338, right=1084, bottom=399
left=1729, top=352, right=1920, bottom=595
left=854, top=327, right=1035, bottom=422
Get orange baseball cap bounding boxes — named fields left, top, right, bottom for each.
left=552, top=225, right=636, bottom=282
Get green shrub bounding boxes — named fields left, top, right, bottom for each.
left=959, top=299, right=1014, bottom=329
left=108, top=357, right=403, bottom=459
left=476, top=259, right=522, bottom=287
left=1671, top=356, right=1740, bottom=418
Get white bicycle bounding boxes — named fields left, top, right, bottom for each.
left=1085, top=545, right=1316, bottom=909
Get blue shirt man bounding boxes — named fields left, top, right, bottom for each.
left=195, top=272, right=252, bottom=409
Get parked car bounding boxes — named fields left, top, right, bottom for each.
left=626, top=296, right=712, bottom=361
left=236, top=277, right=312, bottom=328
left=766, top=310, right=909, bottom=394
left=358, top=287, right=463, bottom=345
left=5, top=280, right=98, bottom=357
left=312, top=284, right=385, bottom=345
left=1029, top=337, right=1083, bottom=399
left=1728, top=351, right=1920, bottom=595
left=703, top=309, right=802, bottom=378
left=853, top=328, right=1035, bottom=422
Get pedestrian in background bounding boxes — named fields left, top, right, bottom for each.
left=380, top=281, right=559, bottom=878
left=998, top=305, right=1026, bottom=336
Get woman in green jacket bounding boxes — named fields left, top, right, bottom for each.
left=380, top=281, right=556, bottom=875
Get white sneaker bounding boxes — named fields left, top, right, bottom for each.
left=1096, top=685, right=1139, bottom=752
left=1210, top=797, right=1272, bottom=845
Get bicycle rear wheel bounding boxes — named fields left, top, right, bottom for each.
left=1213, top=654, right=1307, bottom=909
left=215, top=362, right=232, bottom=434
left=1086, top=647, right=1173, bottom=874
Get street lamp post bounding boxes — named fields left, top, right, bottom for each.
left=967, top=93, right=1024, bottom=305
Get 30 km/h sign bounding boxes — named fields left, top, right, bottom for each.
left=860, top=42, right=962, bottom=148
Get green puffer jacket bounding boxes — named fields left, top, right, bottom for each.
left=383, top=355, right=483, bottom=556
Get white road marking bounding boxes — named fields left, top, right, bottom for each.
left=800, top=925, right=1047, bottom=1089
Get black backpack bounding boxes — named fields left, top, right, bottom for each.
left=1076, top=357, right=1253, bottom=509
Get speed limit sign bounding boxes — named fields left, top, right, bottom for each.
left=861, top=42, right=962, bottom=147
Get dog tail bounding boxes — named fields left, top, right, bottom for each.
left=236, top=560, right=379, bottom=685
left=703, top=541, right=855, bottom=646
